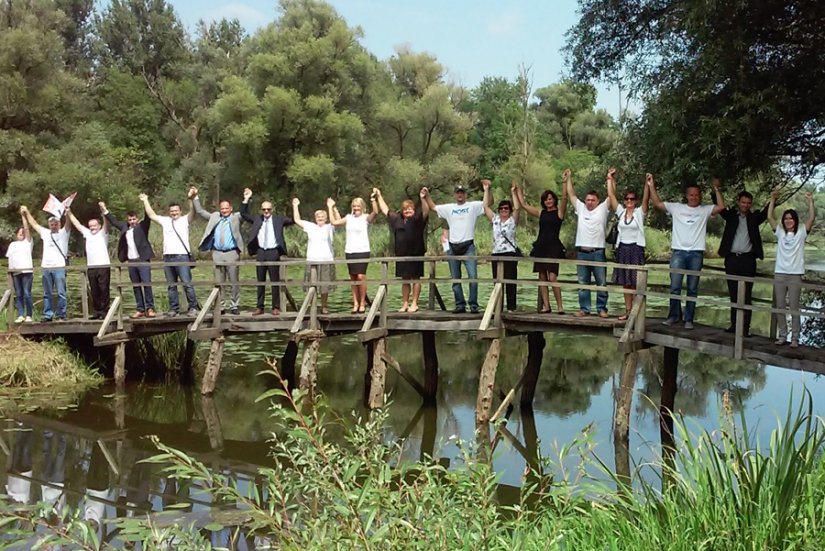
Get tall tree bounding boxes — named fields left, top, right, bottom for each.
left=566, top=0, right=825, bottom=188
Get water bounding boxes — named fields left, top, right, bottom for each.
left=3, top=271, right=825, bottom=545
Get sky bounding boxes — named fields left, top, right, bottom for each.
left=167, top=0, right=622, bottom=116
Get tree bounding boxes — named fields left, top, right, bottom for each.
left=566, top=0, right=825, bottom=189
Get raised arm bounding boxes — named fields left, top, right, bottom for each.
left=517, top=187, right=539, bottom=217
left=481, top=179, right=494, bottom=221
left=641, top=174, right=652, bottom=214
left=65, top=207, right=85, bottom=233
left=558, top=180, right=568, bottom=220
left=606, top=167, right=618, bottom=211
left=373, top=187, right=390, bottom=216
left=20, top=206, right=43, bottom=234
left=291, top=198, right=306, bottom=229
left=804, top=191, right=816, bottom=232
left=767, top=190, right=779, bottom=230
left=20, top=209, right=31, bottom=241
left=563, top=169, right=577, bottom=207
left=511, top=181, right=521, bottom=224
left=100, top=202, right=127, bottom=233
left=423, top=187, right=438, bottom=211
left=711, top=178, right=725, bottom=215
left=647, top=175, right=667, bottom=212
left=419, top=187, right=430, bottom=218
left=328, top=198, right=346, bottom=227
left=139, top=193, right=162, bottom=223
left=186, top=186, right=198, bottom=224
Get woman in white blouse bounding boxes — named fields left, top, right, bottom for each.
left=767, top=190, right=816, bottom=348
left=6, top=208, right=34, bottom=322
left=329, top=196, right=378, bottom=313
left=292, top=198, right=336, bottom=315
left=606, top=169, right=650, bottom=321
left=482, top=179, right=520, bottom=312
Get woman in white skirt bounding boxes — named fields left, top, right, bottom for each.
left=292, top=198, right=336, bottom=314
left=767, top=190, right=816, bottom=348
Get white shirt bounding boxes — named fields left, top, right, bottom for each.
left=303, top=222, right=335, bottom=261
left=6, top=239, right=33, bottom=273
left=774, top=225, right=808, bottom=275
left=257, top=216, right=278, bottom=250
left=574, top=200, right=610, bottom=248
left=79, top=228, right=110, bottom=266
left=37, top=227, right=69, bottom=268
left=665, top=203, right=715, bottom=251
left=125, top=227, right=139, bottom=260
left=344, top=214, right=370, bottom=254
left=615, top=206, right=646, bottom=247
left=435, top=201, right=485, bottom=243
left=491, top=215, right=517, bottom=254
left=157, top=216, right=191, bottom=256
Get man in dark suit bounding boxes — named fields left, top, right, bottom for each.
left=717, top=190, right=768, bottom=335
left=102, top=200, right=156, bottom=318
left=240, top=189, right=293, bottom=315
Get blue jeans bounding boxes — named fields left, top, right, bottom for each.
left=12, top=273, right=33, bottom=317
left=448, top=243, right=478, bottom=311
left=128, top=262, right=155, bottom=312
left=576, top=249, right=608, bottom=314
left=668, top=249, right=704, bottom=322
left=42, top=268, right=67, bottom=320
left=163, top=254, right=197, bottom=312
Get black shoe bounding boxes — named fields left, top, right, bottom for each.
left=470, top=308, right=479, bottom=314
left=166, top=310, right=179, bottom=317
left=724, top=326, right=735, bottom=333
left=452, top=307, right=466, bottom=314
left=229, top=308, right=240, bottom=315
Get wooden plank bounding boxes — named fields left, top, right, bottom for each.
left=114, top=342, right=126, bottom=387
left=201, top=336, right=225, bottom=395
left=96, top=296, right=122, bottom=339
left=191, top=287, right=220, bottom=332
left=388, top=319, right=481, bottom=332
left=490, top=366, right=530, bottom=423
left=93, top=330, right=131, bottom=347
left=188, top=327, right=223, bottom=341
left=475, top=338, right=501, bottom=424
left=290, top=286, right=317, bottom=334
left=290, top=329, right=325, bottom=342
left=479, top=283, right=502, bottom=331
left=360, top=284, right=387, bottom=332
left=299, top=338, right=321, bottom=400
left=382, top=352, right=426, bottom=398
left=367, top=338, right=388, bottom=408
left=358, top=327, right=388, bottom=343
left=80, top=270, right=89, bottom=319
left=0, top=289, right=11, bottom=314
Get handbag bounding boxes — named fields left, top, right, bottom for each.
left=449, top=240, right=474, bottom=256
left=605, top=218, right=619, bottom=246
left=500, top=230, right=523, bottom=256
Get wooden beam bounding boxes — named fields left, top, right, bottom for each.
left=290, top=286, right=317, bottom=334
left=520, top=332, right=546, bottom=406
left=366, top=338, right=388, bottom=409
left=114, top=342, right=126, bottom=388
left=478, top=283, right=502, bottom=331
left=96, top=296, right=122, bottom=339
left=422, top=331, right=438, bottom=403
left=97, top=440, right=120, bottom=477
left=93, top=331, right=131, bottom=347
left=360, top=285, right=387, bottom=332
left=191, top=287, right=220, bottom=332
left=358, top=327, right=388, bottom=343
left=188, top=328, right=223, bottom=341
left=382, top=352, right=426, bottom=398
left=734, top=279, right=746, bottom=360
left=201, top=336, right=225, bottom=395
left=299, top=338, right=321, bottom=400
left=475, top=338, right=501, bottom=424
left=0, top=289, right=11, bottom=315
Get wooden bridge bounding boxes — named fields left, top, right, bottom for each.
left=3, top=255, right=824, bottom=428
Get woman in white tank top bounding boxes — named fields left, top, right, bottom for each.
left=330, top=195, right=378, bottom=313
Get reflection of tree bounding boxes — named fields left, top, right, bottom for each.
left=801, top=288, right=825, bottom=348
left=636, top=349, right=767, bottom=419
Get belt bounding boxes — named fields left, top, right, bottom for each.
left=214, top=248, right=238, bottom=253
left=730, top=251, right=754, bottom=256
left=576, top=247, right=604, bottom=253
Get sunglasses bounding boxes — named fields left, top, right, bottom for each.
left=624, top=196, right=637, bottom=201
left=498, top=206, right=510, bottom=211
left=261, top=208, right=272, bottom=212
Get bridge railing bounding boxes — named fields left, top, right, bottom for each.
left=5, top=255, right=825, bottom=351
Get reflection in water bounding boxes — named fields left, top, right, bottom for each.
left=4, top=324, right=825, bottom=542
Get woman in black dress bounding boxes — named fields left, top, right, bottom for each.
left=374, top=187, right=430, bottom=312
left=516, top=175, right=568, bottom=313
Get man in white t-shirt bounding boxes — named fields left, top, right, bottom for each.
left=564, top=169, right=611, bottom=317
left=424, top=183, right=486, bottom=313
left=21, top=205, right=71, bottom=321
left=649, top=178, right=725, bottom=328
left=66, top=205, right=111, bottom=319
left=141, top=191, right=199, bottom=316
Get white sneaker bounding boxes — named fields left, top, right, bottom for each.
left=14, top=316, right=24, bottom=323
left=24, top=316, right=32, bottom=322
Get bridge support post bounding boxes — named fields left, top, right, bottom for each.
left=475, top=337, right=502, bottom=424
left=279, top=341, right=299, bottom=389
left=201, top=395, right=224, bottom=451
left=660, top=347, right=679, bottom=470
left=299, top=338, right=321, bottom=401
left=422, top=331, right=438, bottom=403
left=520, top=332, right=546, bottom=406
left=201, top=336, right=225, bottom=395
left=614, top=351, right=639, bottom=488
left=366, top=338, right=388, bottom=409
left=114, top=342, right=126, bottom=390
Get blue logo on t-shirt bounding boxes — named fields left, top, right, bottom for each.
left=452, top=207, right=470, bottom=215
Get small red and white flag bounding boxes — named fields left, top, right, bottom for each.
left=41, top=192, right=78, bottom=218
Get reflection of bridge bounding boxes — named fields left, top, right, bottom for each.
left=4, top=256, right=824, bottom=429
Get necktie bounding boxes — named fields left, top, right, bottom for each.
left=263, top=218, right=269, bottom=249
left=218, top=218, right=228, bottom=249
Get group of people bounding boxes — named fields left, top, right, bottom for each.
left=5, top=173, right=817, bottom=346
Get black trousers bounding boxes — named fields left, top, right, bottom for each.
left=88, top=267, right=111, bottom=317
left=724, top=252, right=756, bottom=330
left=492, top=252, right=519, bottom=311
left=256, top=248, right=282, bottom=309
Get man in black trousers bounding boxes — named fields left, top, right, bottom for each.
left=717, top=190, right=768, bottom=336
left=240, top=188, right=293, bottom=315
left=102, top=200, right=156, bottom=318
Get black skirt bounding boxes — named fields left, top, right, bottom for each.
left=345, top=252, right=370, bottom=276
left=613, top=243, right=645, bottom=286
